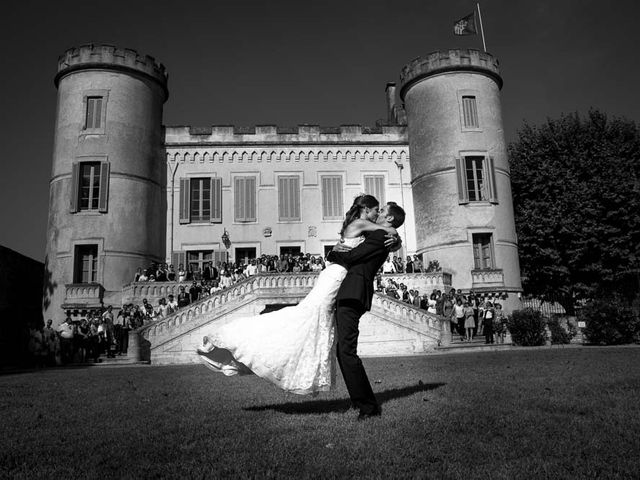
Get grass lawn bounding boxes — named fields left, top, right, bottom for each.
left=2, top=346, right=640, bottom=479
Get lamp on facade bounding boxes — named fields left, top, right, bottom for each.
left=221, top=229, right=231, bottom=262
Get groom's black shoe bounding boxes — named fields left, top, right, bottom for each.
left=357, top=408, right=381, bottom=421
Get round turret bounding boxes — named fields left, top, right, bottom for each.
left=44, top=44, right=168, bottom=324
left=400, top=49, right=521, bottom=310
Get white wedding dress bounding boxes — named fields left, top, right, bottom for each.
left=196, top=236, right=364, bottom=395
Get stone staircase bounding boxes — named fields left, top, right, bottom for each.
left=129, top=273, right=446, bottom=365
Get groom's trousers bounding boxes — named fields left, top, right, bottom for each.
left=336, top=299, right=379, bottom=415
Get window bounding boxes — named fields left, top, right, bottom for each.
left=466, top=156, right=486, bottom=202
left=235, top=247, right=257, bottom=263
left=85, top=96, right=103, bottom=129
left=234, top=177, right=257, bottom=222
left=278, top=176, right=300, bottom=221
left=472, top=233, right=494, bottom=270
left=461, top=96, right=479, bottom=128
left=179, top=177, right=222, bottom=224
left=455, top=156, right=498, bottom=205
left=79, top=162, right=101, bottom=210
left=363, top=175, right=385, bottom=204
left=321, top=176, right=343, bottom=219
left=190, top=178, right=211, bottom=222
left=74, top=245, right=98, bottom=283
left=280, top=246, right=301, bottom=257
left=187, top=250, right=213, bottom=277
left=70, top=161, right=110, bottom=213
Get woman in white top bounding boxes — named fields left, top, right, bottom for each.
left=177, top=264, right=187, bottom=283
left=382, top=256, right=396, bottom=273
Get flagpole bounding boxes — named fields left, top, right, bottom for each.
left=476, top=3, right=487, bottom=52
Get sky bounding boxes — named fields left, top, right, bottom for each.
left=1, top=0, right=639, bottom=262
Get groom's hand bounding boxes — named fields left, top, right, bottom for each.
left=385, top=233, right=402, bottom=252
left=332, top=241, right=353, bottom=253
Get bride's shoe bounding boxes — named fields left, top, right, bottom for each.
left=196, top=336, right=215, bottom=354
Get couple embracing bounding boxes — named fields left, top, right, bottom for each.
left=197, top=194, right=405, bottom=420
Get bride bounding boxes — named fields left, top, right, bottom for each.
left=196, top=194, right=398, bottom=395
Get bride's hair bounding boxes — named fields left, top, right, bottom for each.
left=340, top=194, right=379, bottom=236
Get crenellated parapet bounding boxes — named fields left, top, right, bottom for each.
left=164, top=124, right=407, bottom=146
left=54, top=44, right=169, bottom=99
left=399, top=49, right=502, bottom=99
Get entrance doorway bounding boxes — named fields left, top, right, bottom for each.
left=234, top=247, right=257, bottom=264
left=280, top=246, right=302, bottom=257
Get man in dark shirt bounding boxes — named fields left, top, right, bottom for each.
left=177, top=286, right=190, bottom=308
left=189, top=282, right=202, bottom=303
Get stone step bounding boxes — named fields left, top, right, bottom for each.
left=89, top=354, right=150, bottom=366
left=434, top=341, right=513, bottom=354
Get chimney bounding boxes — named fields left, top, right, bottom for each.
left=385, top=83, right=397, bottom=124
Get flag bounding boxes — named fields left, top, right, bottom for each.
left=453, top=12, right=477, bottom=35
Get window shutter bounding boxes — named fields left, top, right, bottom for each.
left=214, top=251, right=226, bottom=266
left=179, top=178, right=190, bottom=224
left=246, top=177, right=256, bottom=221
left=94, top=98, right=103, bottom=129
left=473, top=239, right=481, bottom=269
left=292, top=177, right=300, bottom=219
left=86, top=99, right=94, bottom=129
left=321, top=177, right=330, bottom=218
left=364, top=175, right=385, bottom=204
left=210, top=177, right=222, bottom=223
left=278, top=177, right=286, bottom=219
left=462, top=96, right=479, bottom=128
left=455, top=157, right=469, bottom=204
left=70, top=163, right=80, bottom=213
left=98, top=162, right=110, bottom=213
left=278, top=177, right=300, bottom=220
left=486, top=157, right=499, bottom=204
left=234, top=177, right=243, bottom=221
left=172, top=251, right=186, bottom=272
left=322, top=176, right=343, bottom=219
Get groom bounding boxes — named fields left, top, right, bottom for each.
left=327, top=202, right=406, bottom=420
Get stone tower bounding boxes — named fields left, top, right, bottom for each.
left=44, top=44, right=168, bottom=324
left=399, top=49, right=522, bottom=308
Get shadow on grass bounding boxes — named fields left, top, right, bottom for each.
left=244, top=382, right=446, bottom=415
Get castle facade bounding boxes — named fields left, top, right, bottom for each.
left=44, top=44, right=522, bottom=325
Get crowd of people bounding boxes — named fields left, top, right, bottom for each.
left=27, top=252, right=505, bottom=365
left=27, top=305, right=141, bottom=366
left=375, top=277, right=508, bottom=344
left=132, top=254, right=327, bottom=285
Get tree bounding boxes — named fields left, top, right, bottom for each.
left=508, top=110, right=640, bottom=313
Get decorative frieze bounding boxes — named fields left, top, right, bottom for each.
left=471, top=269, right=505, bottom=288
left=167, top=147, right=409, bottom=165
left=62, top=283, right=104, bottom=308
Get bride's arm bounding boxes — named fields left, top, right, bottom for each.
left=343, top=218, right=397, bottom=238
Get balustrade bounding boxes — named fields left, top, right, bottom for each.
left=62, top=283, right=104, bottom=309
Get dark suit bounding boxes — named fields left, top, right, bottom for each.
left=327, top=229, right=389, bottom=416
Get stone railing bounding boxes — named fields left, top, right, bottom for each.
left=380, top=271, right=452, bottom=293
left=62, top=283, right=104, bottom=309
left=136, top=273, right=320, bottom=341
left=371, top=294, right=446, bottom=343
left=121, top=281, right=193, bottom=305
left=130, top=272, right=448, bottom=361
left=471, top=269, right=505, bottom=288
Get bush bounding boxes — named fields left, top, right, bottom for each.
left=507, top=308, right=547, bottom=346
left=547, top=316, right=577, bottom=345
left=581, top=300, right=640, bottom=345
